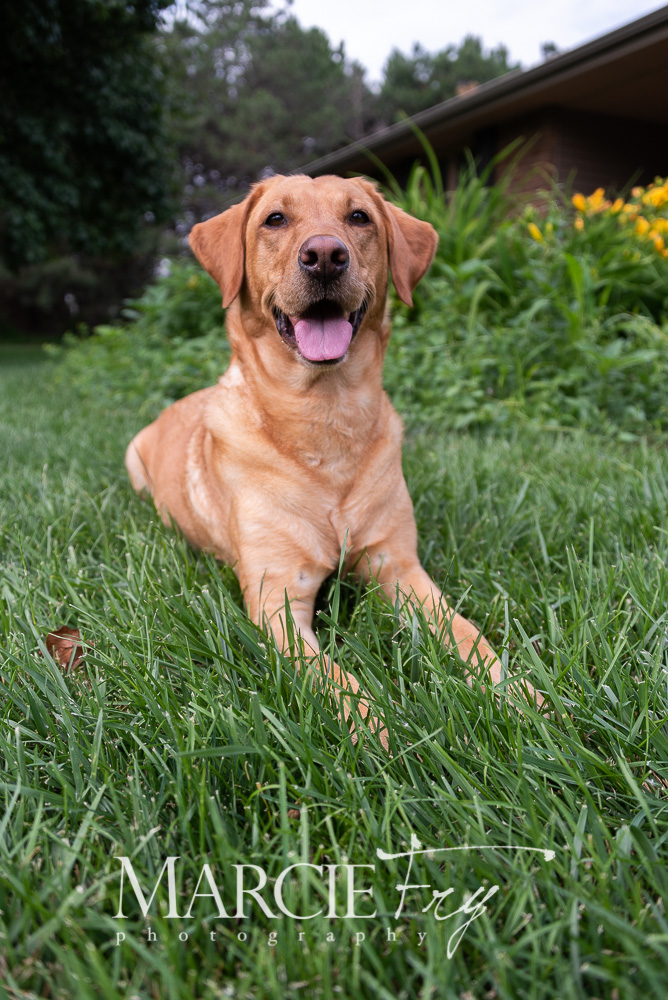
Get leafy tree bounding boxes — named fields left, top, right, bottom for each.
left=0, top=0, right=522, bottom=336
left=0, top=0, right=175, bottom=272
left=378, top=35, right=519, bottom=123
left=541, top=42, right=560, bottom=60
left=160, top=2, right=378, bottom=229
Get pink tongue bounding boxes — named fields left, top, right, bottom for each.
left=292, top=315, right=353, bottom=362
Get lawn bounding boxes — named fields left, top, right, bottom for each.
left=1, top=342, right=667, bottom=999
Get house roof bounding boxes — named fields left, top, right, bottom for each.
left=301, top=5, right=668, bottom=177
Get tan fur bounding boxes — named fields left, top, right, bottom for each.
left=126, top=174, right=539, bottom=747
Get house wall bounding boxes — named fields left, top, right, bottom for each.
left=492, top=107, right=668, bottom=197
left=323, top=107, right=668, bottom=204
left=551, top=107, right=668, bottom=191
left=493, top=111, right=560, bottom=197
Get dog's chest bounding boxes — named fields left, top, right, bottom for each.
left=203, top=373, right=403, bottom=564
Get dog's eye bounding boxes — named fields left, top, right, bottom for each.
left=349, top=210, right=370, bottom=225
left=264, top=212, right=286, bottom=227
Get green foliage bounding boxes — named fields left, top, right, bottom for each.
left=162, top=2, right=377, bottom=224
left=52, top=151, right=668, bottom=440
left=383, top=153, right=668, bottom=436
left=0, top=4, right=523, bottom=335
left=378, top=35, right=519, bottom=122
left=49, top=261, right=226, bottom=417
left=0, top=0, right=175, bottom=271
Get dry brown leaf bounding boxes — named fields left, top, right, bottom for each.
left=45, top=626, right=85, bottom=671
left=643, top=772, right=668, bottom=796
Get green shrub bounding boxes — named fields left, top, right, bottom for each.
left=385, top=152, right=668, bottom=436
left=48, top=259, right=226, bottom=418
left=52, top=152, right=668, bottom=437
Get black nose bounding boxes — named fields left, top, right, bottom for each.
left=298, top=235, right=349, bottom=281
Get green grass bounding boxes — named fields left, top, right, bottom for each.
left=2, top=345, right=668, bottom=999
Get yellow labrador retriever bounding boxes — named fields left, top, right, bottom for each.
left=126, top=174, right=534, bottom=743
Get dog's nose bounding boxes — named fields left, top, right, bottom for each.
left=298, top=236, right=349, bottom=281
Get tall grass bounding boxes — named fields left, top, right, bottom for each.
left=3, top=338, right=668, bottom=999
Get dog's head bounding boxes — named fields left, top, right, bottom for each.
left=189, top=174, right=438, bottom=368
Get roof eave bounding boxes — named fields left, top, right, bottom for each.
left=299, top=4, right=668, bottom=176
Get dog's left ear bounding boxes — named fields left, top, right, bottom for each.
left=188, top=184, right=265, bottom=308
left=384, top=202, right=439, bottom=307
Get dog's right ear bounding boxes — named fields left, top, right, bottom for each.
left=188, top=188, right=262, bottom=308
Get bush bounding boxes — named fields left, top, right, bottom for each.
left=52, top=156, right=668, bottom=437
left=49, top=260, right=226, bottom=418
left=385, top=155, right=668, bottom=436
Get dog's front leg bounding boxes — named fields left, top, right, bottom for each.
left=361, top=553, right=541, bottom=706
left=240, top=567, right=388, bottom=747
left=380, top=562, right=500, bottom=678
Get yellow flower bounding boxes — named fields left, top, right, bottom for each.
left=636, top=217, right=650, bottom=236
left=574, top=216, right=584, bottom=231
left=572, top=193, right=586, bottom=212
left=654, top=235, right=665, bottom=253
left=643, top=186, right=668, bottom=208
left=589, top=188, right=605, bottom=211
left=611, top=198, right=624, bottom=214
left=528, top=222, right=543, bottom=241
left=631, top=186, right=644, bottom=198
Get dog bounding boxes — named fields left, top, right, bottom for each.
left=126, top=173, right=537, bottom=745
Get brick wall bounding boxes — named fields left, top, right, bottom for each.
left=492, top=107, right=668, bottom=198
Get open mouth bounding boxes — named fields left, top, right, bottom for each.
left=273, top=300, right=367, bottom=364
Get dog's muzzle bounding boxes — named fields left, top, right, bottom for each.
left=273, top=300, right=368, bottom=364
